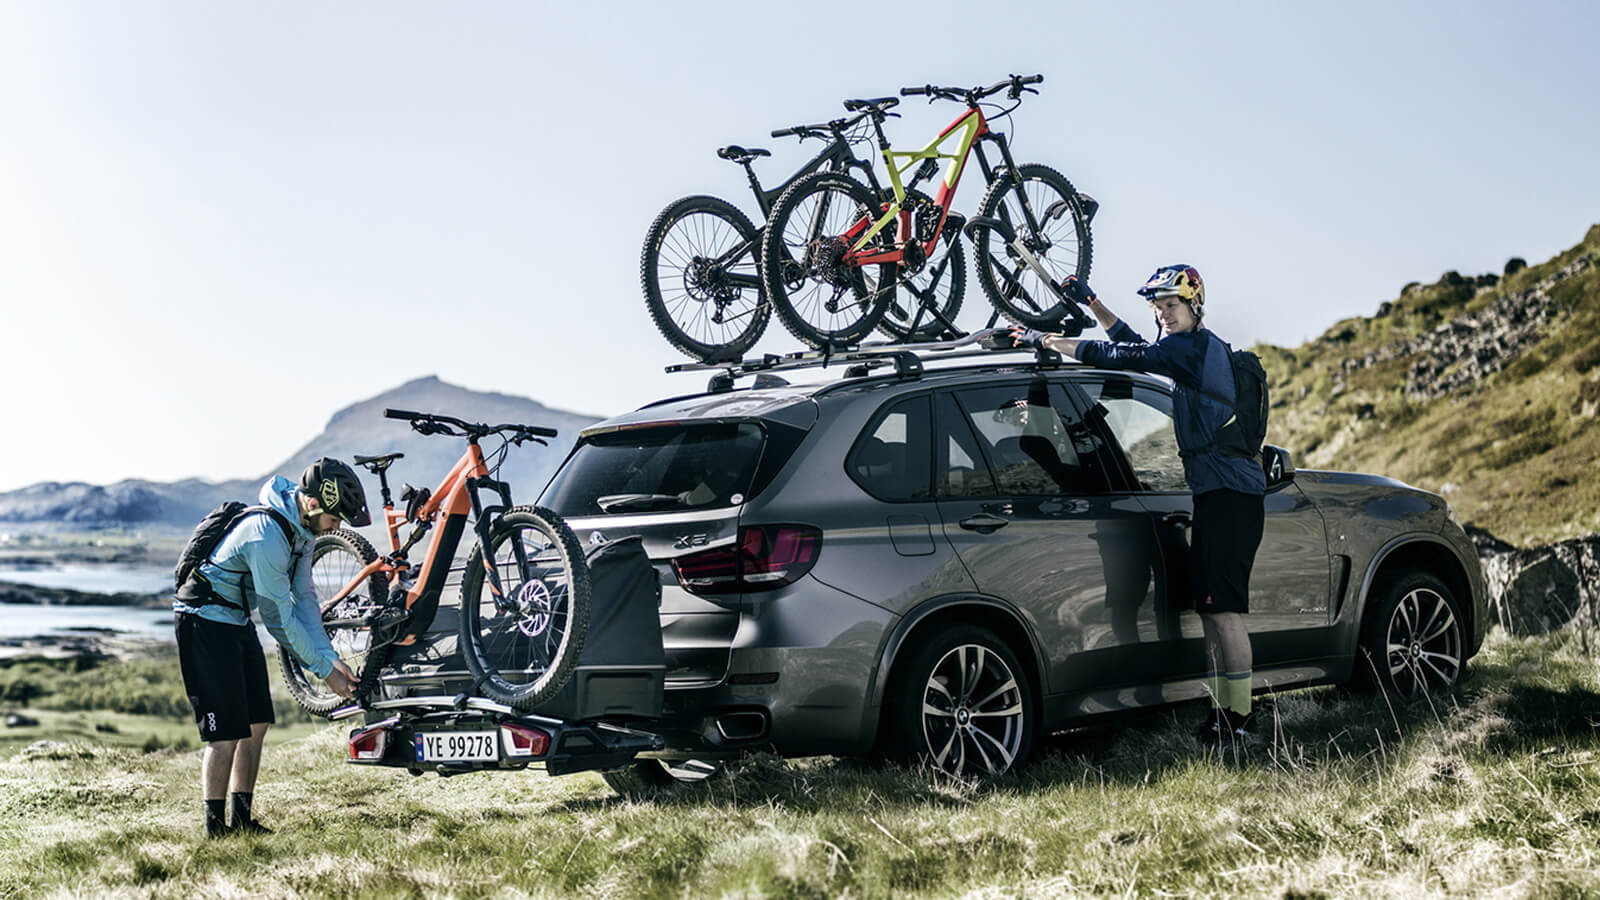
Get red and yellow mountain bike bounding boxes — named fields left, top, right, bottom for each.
left=278, top=409, right=590, bottom=715
left=759, top=74, right=1094, bottom=348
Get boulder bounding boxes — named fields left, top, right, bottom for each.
left=1476, top=531, right=1600, bottom=636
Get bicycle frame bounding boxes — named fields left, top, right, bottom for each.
left=746, top=135, right=879, bottom=220
left=841, top=105, right=1029, bottom=267
left=321, top=439, right=517, bottom=646
left=702, top=129, right=885, bottom=298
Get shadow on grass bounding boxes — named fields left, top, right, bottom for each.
left=555, top=634, right=1599, bottom=810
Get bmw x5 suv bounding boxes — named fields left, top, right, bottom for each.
left=538, top=347, right=1487, bottom=785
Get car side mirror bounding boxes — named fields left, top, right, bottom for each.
left=1262, top=444, right=1295, bottom=490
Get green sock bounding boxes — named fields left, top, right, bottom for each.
left=1226, top=672, right=1252, bottom=717
left=1206, top=671, right=1225, bottom=709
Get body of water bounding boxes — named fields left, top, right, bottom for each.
left=0, top=564, right=171, bottom=595
left=0, top=604, right=175, bottom=640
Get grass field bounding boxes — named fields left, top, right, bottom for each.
left=2, top=630, right=1596, bottom=898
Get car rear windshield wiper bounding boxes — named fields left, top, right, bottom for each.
left=596, top=493, right=685, bottom=513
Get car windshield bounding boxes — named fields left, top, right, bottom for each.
left=541, top=422, right=767, bottom=517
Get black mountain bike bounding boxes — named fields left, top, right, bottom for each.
left=760, top=75, right=1094, bottom=349
left=640, top=99, right=966, bottom=361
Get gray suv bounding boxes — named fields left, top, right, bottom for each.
left=539, top=349, right=1487, bottom=785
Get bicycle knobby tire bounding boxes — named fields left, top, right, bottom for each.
left=640, top=195, right=770, bottom=362
left=760, top=170, right=898, bottom=348
left=974, top=163, right=1093, bottom=329
left=457, top=505, right=591, bottom=710
left=280, top=528, right=389, bottom=717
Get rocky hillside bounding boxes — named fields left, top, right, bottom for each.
left=1258, top=224, right=1600, bottom=547
left=0, top=376, right=601, bottom=530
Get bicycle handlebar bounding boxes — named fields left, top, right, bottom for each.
left=901, top=74, right=1044, bottom=104
left=383, top=408, right=558, bottom=441
left=771, top=106, right=874, bottom=140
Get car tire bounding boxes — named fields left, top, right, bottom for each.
left=601, top=758, right=728, bottom=799
left=1354, top=570, right=1465, bottom=699
left=879, top=625, right=1035, bottom=776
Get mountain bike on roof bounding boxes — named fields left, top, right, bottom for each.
left=759, top=74, right=1096, bottom=350
left=640, top=100, right=969, bottom=362
left=278, top=409, right=591, bottom=715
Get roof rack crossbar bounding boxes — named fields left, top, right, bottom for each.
left=662, top=335, right=1068, bottom=387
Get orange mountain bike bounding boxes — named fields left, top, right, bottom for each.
left=278, top=409, right=590, bottom=715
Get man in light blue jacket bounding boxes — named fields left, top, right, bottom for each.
left=174, top=458, right=370, bottom=837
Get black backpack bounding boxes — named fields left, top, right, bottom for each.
left=1187, top=338, right=1270, bottom=460
left=174, top=502, right=297, bottom=610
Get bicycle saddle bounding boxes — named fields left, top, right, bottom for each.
left=354, top=452, right=404, bottom=473
left=717, top=145, right=771, bottom=162
left=842, top=96, right=900, bottom=114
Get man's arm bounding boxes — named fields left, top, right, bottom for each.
left=1039, top=294, right=1145, bottom=359
left=243, top=531, right=339, bottom=680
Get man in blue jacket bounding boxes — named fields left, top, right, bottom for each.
left=1013, top=265, right=1267, bottom=746
left=174, top=458, right=370, bottom=836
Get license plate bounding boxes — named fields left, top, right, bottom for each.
left=415, top=730, right=498, bottom=762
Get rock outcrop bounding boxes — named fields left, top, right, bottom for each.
left=1338, top=255, right=1592, bottom=400
left=1470, top=526, right=1600, bottom=636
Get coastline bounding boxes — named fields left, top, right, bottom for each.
left=0, top=578, right=167, bottom=609
left=0, top=578, right=171, bottom=660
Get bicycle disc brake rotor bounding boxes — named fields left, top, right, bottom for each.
left=510, top=579, right=554, bottom=638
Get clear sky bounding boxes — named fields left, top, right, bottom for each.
left=2, top=1, right=1595, bottom=491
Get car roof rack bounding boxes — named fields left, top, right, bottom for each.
left=665, top=335, right=1069, bottom=394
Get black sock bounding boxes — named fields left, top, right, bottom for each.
left=229, top=792, right=253, bottom=827
left=205, top=799, right=228, bottom=836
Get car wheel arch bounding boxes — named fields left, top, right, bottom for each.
left=1356, top=534, right=1478, bottom=651
left=867, top=595, right=1047, bottom=716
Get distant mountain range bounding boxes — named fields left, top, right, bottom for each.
left=0, top=376, right=602, bottom=530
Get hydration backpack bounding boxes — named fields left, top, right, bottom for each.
left=1185, top=338, right=1270, bottom=460
left=174, top=502, right=297, bottom=609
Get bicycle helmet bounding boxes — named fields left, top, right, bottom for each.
left=299, top=457, right=372, bottom=527
left=1137, top=264, right=1205, bottom=321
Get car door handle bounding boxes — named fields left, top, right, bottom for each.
left=1162, top=511, right=1192, bottom=528
left=959, top=513, right=1010, bottom=534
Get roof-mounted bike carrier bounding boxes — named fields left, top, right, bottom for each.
left=961, top=214, right=1095, bottom=336
left=664, top=331, right=1067, bottom=393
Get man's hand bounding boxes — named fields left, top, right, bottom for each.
left=324, top=659, right=356, bottom=699
left=1009, top=326, right=1052, bottom=349
left=1061, top=275, right=1096, bottom=307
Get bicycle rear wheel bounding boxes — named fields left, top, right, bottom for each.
left=457, top=505, right=591, bottom=710
left=761, top=170, right=898, bottom=348
left=974, top=164, right=1093, bottom=328
left=280, top=529, right=388, bottom=717
left=641, top=195, right=770, bottom=362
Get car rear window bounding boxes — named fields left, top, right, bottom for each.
left=542, top=422, right=799, bottom=517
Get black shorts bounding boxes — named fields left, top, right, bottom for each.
left=1189, top=489, right=1265, bottom=615
left=175, top=612, right=276, bottom=742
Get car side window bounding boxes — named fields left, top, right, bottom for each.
left=947, top=381, right=1108, bottom=496
left=847, top=395, right=932, bottom=501
left=1076, top=377, right=1188, bottom=493
left=935, top=394, right=998, bottom=498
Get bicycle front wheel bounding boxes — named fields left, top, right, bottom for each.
left=641, top=195, right=770, bottom=362
left=761, top=170, right=898, bottom=348
left=280, top=528, right=388, bottom=717
left=974, top=164, right=1093, bottom=328
left=457, top=505, right=591, bottom=710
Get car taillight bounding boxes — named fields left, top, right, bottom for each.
left=348, top=725, right=388, bottom=762
left=672, top=525, right=821, bottom=595
left=500, top=723, right=550, bottom=758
